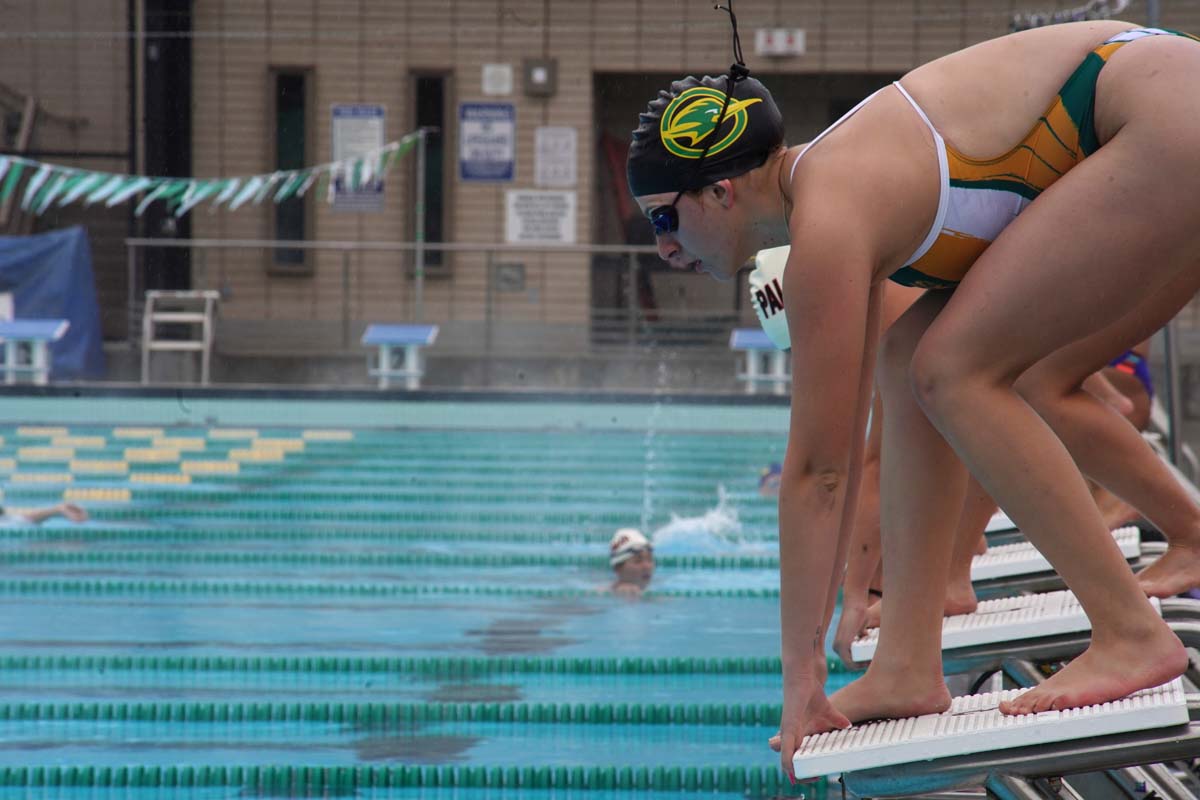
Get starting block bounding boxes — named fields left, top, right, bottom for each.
left=362, top=323, right=438, bottom=390
left=0, top=318, right=69, bottom=385
left=971, top=526, right=1141, bottom=582
left=851, top=590, right=1160, bottom=663
left=729, top=328, right=788, bottom=395
left=793, top=677, right=1189, bottom=781
left=986, top=509, right=1017, bottom=533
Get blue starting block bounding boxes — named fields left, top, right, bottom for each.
left=729, top=327, right=788, bottom=395
left=0, top=319, right=69, bottom=385
left=362, top=324, right=439, bottom=390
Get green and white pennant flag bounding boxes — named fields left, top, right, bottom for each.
left=0, top=129, right=424, bottom=218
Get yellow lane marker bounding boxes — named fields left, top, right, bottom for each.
left=64, top=487, right=131, bottom=502
left=252, top=438, right=305, bottom=453
left=52, top=436, right=108, bottom=449
left=152, top=437, right=207, bottom=452
left=181, top=460, right=239, bottom=475
left=302, top=429, right=354, bottom=441
left=16, top=426, right=68, bottom=437
left=18, top=447, right=75, bottom=461
left=12, top=473, right=73, bottom=484
left=124, top=448, right=181, bottom=463
left=229, top=449, right=283, bottom=462
left=113, top=428, right=164, bottom=439
left=0, top=458, right=16, bottom=472
left=130, top=472, right=190, bottom=485
left=69, top=460, right=129, bottom=475
left=207, top=429, right=258, bottom=439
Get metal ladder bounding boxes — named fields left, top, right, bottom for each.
left=140, top=290, right=219, bottom=385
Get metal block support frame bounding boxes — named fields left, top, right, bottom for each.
left=0, top=319, right=69, bottom=385
left=141, top=290, right=219, bottom=385
left=730, top=328, right=789, bottom=395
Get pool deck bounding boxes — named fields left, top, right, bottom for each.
left=0, top=385, right=791, bottom=433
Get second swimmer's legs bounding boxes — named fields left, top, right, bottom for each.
left=946, top=475, right=994, bottom=614
left=1016, top=270, right=1200, bottom=599
left=829, top=291, right=957, bottom=722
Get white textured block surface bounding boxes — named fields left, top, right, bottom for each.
left=851, top=590, right=1161, bottom=662
left=793, top=678, right=1188, bottom=780
left=986, top=510, right=1016, bottom=533
left=972, top=526, right=1141, bottom=581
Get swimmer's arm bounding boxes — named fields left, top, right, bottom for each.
left=778, top=216, right=881, bottom=682
left=21, top=505, right=61, bottom=524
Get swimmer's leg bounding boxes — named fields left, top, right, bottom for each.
left=829, top=290, right=957, bottom=722
left=946, top=475, right=994, bottom=615
left=910, top=98, right=1200, bottom=712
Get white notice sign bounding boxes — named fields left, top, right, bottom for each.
left=331, top=104, right=385, bottom=212
left=505, top=190, right=576, bottom=244
left=534, top=126, right=577, bottom=188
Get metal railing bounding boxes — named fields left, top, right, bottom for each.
left=123, top=237, right=1200, bottom=477
left=124, top=238, right=745, bottom=355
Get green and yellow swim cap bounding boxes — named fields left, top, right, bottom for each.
left=627, top=74, right=784, bottom=197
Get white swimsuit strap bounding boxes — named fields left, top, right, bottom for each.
left=785, top=81, right=950, bottom=268
left=889, top=82, right=950, bottom=266
left=788, top=86, right=888, bottom=184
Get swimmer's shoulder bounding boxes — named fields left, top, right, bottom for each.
left=786, top=120, right=937, bottom=280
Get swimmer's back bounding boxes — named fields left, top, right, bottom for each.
left=900, top=20, right=1135, bottom=157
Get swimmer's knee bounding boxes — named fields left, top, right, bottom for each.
left=908, top=338, right=988, bottom=418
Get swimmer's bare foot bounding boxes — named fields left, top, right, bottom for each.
left=863, top=588, right=976, bottom=630
left=944, top=579, right=979, bottom=617
left=829, top=662, right=951, bottom=723
left=1138, top=540, right=1200, bottom=598
left=999, top=624, right=1186, bottom=715
left=1091, top=485, right=1141, bottom=530
left=863, top=599, right=881, bottom=630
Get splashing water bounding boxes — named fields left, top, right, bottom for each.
left=649, top=486, right=773, bottom=556
left=639, top=359, right=671, bottom=531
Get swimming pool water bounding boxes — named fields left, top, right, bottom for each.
left=0, top=414, right=846, bottom=798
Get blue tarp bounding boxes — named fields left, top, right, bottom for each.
left=0, top=226, right=105, bottom=379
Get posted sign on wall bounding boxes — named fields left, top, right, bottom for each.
left=459, top=103, right=515, bottom=182
left=505, top=190, right=576, bottom=244
left=331, top=104, right=386, bottom=212
left=534, top=126, right=577, bottom=188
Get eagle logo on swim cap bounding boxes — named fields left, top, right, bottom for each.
left=660, top=87, right=763, bottom=160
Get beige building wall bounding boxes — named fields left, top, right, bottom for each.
left=8, top=1, right=1199, bottom=351
left=188, top=0, right=1199, bottom=355
left=0, top=0, right=130, bottom=339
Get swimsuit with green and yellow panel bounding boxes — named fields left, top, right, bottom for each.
left=889, top=27, right=1200, bottom=291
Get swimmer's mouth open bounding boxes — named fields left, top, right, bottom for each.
left=689, top=260, right=703, bottom=273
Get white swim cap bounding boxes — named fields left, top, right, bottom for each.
left=747, top=245, right=790, bottom=350
left=609, top=528, right=652, bottom=567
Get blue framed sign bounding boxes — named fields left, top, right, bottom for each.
left=459, top=103, right=515, bottom=182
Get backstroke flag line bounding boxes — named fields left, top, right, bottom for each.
left=0, top=130, right=421, bottom=219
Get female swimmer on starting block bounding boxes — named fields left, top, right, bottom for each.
left=625, top=12, right=1200, bottom=780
